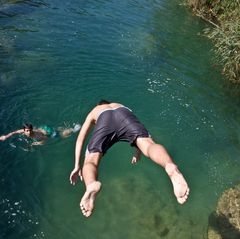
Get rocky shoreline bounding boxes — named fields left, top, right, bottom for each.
left=208, top=184, right=240, bottom=239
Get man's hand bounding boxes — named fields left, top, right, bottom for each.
left=131, top=148, right=142, bottom=164
left=131, top=155, right=139, bottom=164
left=0, top=135, right=6, bottom=141
left=70, top=167, right=82, bottom=185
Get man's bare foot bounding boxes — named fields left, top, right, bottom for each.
left=165, top=163, right=190, bottom=204
left=80, top=181, right=101, bottom=217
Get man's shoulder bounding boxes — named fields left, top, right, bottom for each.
left=16, top=129, right=24, bottom=134
left=90, top=105, right=106, bottom=116
left=89, top=104, right=110, bottom=121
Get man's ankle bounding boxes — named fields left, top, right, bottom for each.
left=165, top=163, right=178, bottom=176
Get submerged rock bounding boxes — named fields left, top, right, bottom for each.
left=208, top=184, right=240, bottom=239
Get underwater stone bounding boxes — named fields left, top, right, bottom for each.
left=208, top=184, right=240, bottom=239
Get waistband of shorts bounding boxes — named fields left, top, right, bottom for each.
left=96, top=106, right=132, bottom=122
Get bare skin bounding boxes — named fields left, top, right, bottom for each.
left=0, top=128, right=47, bottom=145
left=70, top=102, right=190, bottom=217
left=0, top=125, right=78, bottom=146
left=80, top=181, right=101, bottom=217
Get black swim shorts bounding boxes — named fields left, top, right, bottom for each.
left=87, top=107, right=150, bottom=154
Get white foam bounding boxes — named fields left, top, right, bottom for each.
left=73, top=123, right=81, bottom=132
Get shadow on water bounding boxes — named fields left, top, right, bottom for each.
left=208, top=212, right=240, bottom=239
left=0, top=0, right=49, bottom=92
left=0, top=0, right=48, bottom=13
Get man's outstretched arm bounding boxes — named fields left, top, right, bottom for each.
left=70, top=113, right=94, bottom=185
left=0, top=129, right=24, bottom=141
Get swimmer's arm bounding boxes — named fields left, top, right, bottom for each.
left=70, top=113, right=94, bottom=184
left=131, top=148, right=142, bottom=164
left=0, top=129, right=24, bottom=141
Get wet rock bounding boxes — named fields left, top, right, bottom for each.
left=208, top=184, right=240, bottom=239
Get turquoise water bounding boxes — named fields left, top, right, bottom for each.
left=1, top=0, right=240, bottom=238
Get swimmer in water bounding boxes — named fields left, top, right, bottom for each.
left=0, top=123, right=81, bottom=146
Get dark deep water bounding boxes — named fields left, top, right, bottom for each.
left=1, top=0, right=240, bottom=238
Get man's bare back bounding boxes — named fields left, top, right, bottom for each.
left=89, top=103, right=124, bottom=123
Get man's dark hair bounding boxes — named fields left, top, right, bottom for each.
left=23, top=123, right=33, bottom=131
left=98, top=99, right=111, bottom=105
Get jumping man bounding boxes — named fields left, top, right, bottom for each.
left=70, top=100, right=190, bottom=217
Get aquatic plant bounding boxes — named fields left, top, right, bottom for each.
left=184, top=0, right=240, bottom=84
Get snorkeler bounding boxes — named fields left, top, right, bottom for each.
left=0, top=123, right=81, bottom=146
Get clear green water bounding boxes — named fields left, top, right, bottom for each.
left=1, top=0, right=240, bottom=238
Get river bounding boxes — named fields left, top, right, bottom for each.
left=1, top=0, right=240, bottom=238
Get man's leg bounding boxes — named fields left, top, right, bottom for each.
left=136, top=137, right=189, bottom=204
left=59, top=124, right=81, bottom=138
left=80, top=152, right=102, bottom=217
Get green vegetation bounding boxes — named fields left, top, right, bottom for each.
left=184, top=0, right=240, bottom=83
